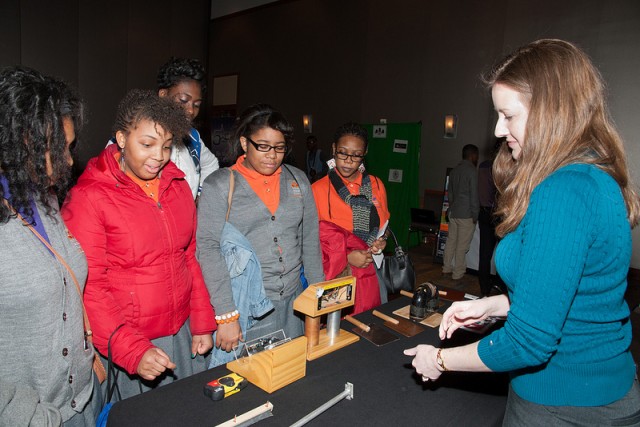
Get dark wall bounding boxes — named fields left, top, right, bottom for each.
left=0, top=0, right=211, bottom=169
left=208, top=0, right=640, bottom=266
left=209, top=0, right=640, bottom=189
left=209, top=0, right=370, bottom=165
left=209, top=0, right=508, bottom=188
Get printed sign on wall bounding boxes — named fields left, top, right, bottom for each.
left=393, top=139, right=408, bottom=153
left=388, top=169, right=403, bottom=183
left=373, top=125, right=387, bottom=138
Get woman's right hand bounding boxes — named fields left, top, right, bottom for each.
left=439, top=295, right=510, bottom=340
left=136, top=347, right=177, bottom=381
left=215, top=321, right=243, bottom=352
left=347, top=249, right=373, bottom=269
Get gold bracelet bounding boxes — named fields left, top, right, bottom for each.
left=436, top=348, right=448, bottom=372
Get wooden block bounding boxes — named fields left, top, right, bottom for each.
left=306, top=329, right=359, bottom=361
left=392, top=304, right=442, bottom=328
left=226, top=336, right=307, bottom=393
left=293, top=277, right=356, bottom=317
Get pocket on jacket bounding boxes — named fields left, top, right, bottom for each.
left=124, top=291, right=140, bottom=327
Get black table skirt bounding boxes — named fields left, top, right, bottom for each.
left=107, top=296, right=508, bottom=426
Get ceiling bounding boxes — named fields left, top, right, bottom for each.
left=211, top=0, right=279, bottom=19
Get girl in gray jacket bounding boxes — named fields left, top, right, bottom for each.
left=0, top=67, right=101, bottom=426
left=197, top=104, right=324, bottom=358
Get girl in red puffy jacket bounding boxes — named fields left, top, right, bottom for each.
left=62, top=90, right=215, bottom=400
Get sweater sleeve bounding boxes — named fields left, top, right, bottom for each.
left=299, top=172, right=325, bottom=285
left=198, top=142, right=219, bottom=188
left=478, top=170, right=597, bottom=371
left=186, top=203, right=217, bottom=336
left=0, top=381, right=61, bottom=427
left=373, top=176, right=391, bottom=227
left=62, top=188, right=154, bottom=375
left=196, top=170, right=237, bottom=315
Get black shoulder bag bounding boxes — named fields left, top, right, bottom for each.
left=377, top=228, right=416, bottom=294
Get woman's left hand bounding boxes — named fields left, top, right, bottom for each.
left=369, top=236, right=387, bottom=255
left=191, top=334, right=214, bottom=358
left=403, top=345, right=442, bottom=382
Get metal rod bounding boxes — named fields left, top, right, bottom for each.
left=289, top=383, right=354, bottom=427
left=326, top=310, right=341, bottom=339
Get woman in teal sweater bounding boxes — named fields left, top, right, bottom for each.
left=404, top=39, right=640, bottom=425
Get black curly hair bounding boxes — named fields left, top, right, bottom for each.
left=156, top=57, right=206, bottom=93
left=0, top=66, right=83, bottom=223
left=333, top=122, right=368, bottom=150
left=227, top=104, right=294, bottom=164
left=112, top=89, right=191, bottom=145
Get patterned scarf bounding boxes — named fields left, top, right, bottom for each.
left=328, top=169, right=379, bottom=245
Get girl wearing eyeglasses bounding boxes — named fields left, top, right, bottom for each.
left=196, top=104, right=324, bottom=366
left=311, top=122, right=390, bottom=314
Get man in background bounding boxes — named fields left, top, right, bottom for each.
left=443, top=144, right=479, bottom=280
left=305, top=135, right=327, bottom=183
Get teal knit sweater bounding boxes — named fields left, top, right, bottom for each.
left=478, top=164, right=635, bottom=406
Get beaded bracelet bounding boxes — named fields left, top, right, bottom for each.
left=215, top=310, right=240, bottom=324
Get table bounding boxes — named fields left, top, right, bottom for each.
left=107, top=295, right=508, bottom=426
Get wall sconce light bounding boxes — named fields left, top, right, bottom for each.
left=444, top=114, right=458, bottom=138
left=303, top=114, right=313, bottom=133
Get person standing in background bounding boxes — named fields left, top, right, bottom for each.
left=305, top=135, right=328, bottom=183
left=442, top=144, right=479, bottom=280
left=157, top=57, right=219, bottom=201
left=312, top=122, right=390, bottom=312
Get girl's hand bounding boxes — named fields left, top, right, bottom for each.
left=347, top=249, right=373, bottom=268
left=191, top=334, right=214, bottom=357
left=215, top=321, right=243, bottom=352
left=369, top=236, right=388, bottom=255
left=136, top=347, right=177, bottom=381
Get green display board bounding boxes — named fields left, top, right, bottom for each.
left=363, top=122, right=421, bottom=248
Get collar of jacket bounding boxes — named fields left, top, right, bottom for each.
left=92, top=143, right=186, bottom=193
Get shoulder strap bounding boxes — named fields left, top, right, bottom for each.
left=190, top=129, right=202, bottom=159
left=226, top=168, right=235, bottom=221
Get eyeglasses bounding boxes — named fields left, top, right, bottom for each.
left=335, top=151, right=365, bottom=162
left=246, top=137, right=288, bottom=154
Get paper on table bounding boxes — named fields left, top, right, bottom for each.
left=372, top=220, right=389, bottom=269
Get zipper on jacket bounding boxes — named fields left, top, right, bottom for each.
left=156, top=199, right=179, bottom=326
